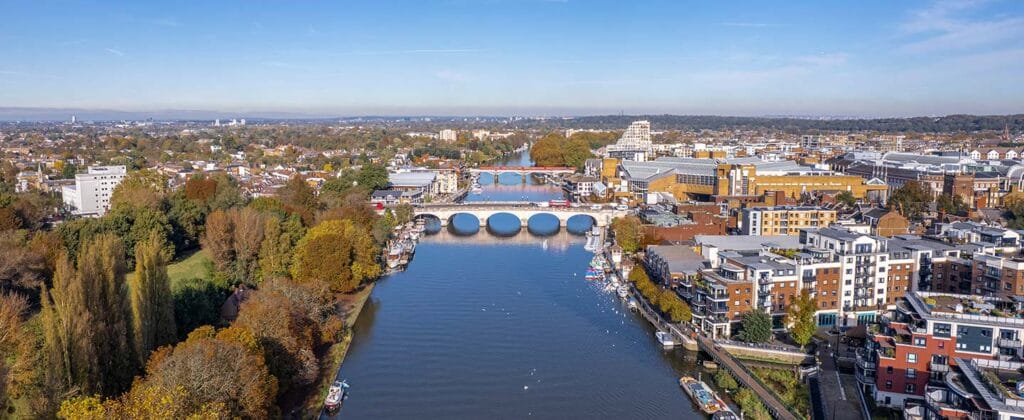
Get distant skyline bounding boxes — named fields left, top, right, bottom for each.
left=1, top=0, right=1022, bottom=117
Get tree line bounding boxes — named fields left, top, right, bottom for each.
left=0, top=165, right=410, bottom=417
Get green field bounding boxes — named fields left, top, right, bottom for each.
left=128, top=249, right=212, bottom=289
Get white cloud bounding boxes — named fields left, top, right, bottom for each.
left=899, top=0, right=1024, bottom=53
left=435, top=69, right=467, bottom=82
left=104, top=48, right=125, bottom=56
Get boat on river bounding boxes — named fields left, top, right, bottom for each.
left=679, top=376, right=728, bottom=415
left=655, top=331, right=675, bottom=347
left=616, top=285, right=629, bottom=298
left=324, top=379, right=350, bottom=415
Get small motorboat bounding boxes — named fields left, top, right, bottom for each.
left=324, top=379, right=350, bottom=414
left=616, top=285, right=629, bottom=298
left=656, top=331, right=675, bottom=347
left=627, top=297, right=639, bottom=310
left=712, top=410, right=740, bottom=420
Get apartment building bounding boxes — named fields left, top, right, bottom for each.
left=694, top=250, right=800, bottom=338
left=971, top=254, right=1024, bottom=299
left=858, top=292, right=1024, bottom=409
left=741, top=206, right=837, bottom=235
left=61, top=165, right=127, bottom=217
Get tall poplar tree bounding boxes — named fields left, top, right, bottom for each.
left=130, top=232, right=177, bottom=366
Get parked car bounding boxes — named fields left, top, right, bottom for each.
left=590, top=204, right=603, bottom=210
left=615, top=204, right=629, bottom=211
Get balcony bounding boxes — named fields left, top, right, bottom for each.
left=998, top=337, right=1022, bottom=348
left=929, top=362, right=950, bottom=373
left=855, top=368, right=875, bottom=385
left=856, top=351, right=876, bottom=370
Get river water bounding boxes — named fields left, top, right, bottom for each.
left=329, top=152, right=707, bottom=419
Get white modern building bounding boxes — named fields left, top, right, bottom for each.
left=439, top=129, right=457, bottom=142
left=61, top=165, right=127, bottom=217
left=604, top=120, right=652, bottom=161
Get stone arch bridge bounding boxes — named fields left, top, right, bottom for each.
left=413, top=202, right=627, bottom=228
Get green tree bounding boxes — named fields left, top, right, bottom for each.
left=611, top=216, right=645, bottom=253
left=529, top=133, right=594, bottom=169
left=734, top=388, right=772, bottom=420
left=356, top=163, right=389, bottom=192
left=257, top=214, right=305, bottom=281
left=291, top=219, right=381, bottom=293
left=786, top=289, right=817, bottom=350
left=130, top=232, right=177, bottom=366
left=936, top=193, right=967, bottom=215
left=887, top=181, right=932, bottom=220
left=172, top=277, right=228, bottom=340
left=738, top=310, right=772, bottom=343
left=836, top=190, right=856, bottom=207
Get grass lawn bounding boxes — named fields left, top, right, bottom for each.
left=128, top=249, right=212, bottom=289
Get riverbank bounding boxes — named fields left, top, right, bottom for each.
left=300, top=283, right=376, bottom=417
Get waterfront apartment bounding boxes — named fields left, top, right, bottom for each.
left=857, top=291, right=1024, bottom=410
left=60, top=165, right=127, bottom=217
left=740, top=206, right=837, bottom=235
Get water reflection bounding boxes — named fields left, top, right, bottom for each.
left=331, top=229, right=707, bottom=419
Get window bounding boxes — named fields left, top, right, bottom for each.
left=886, top=366, right=893, bottom=374
left=913, top=337, right=926, bottom=347
left=906, top=368, right=916, bottom=379
left=905, top=383, right=916, bottom=393
left=885, top=380, right=892, bottom=390
left=907, top=353, right=917, bottom=363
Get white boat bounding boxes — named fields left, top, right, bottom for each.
left=324, top=380, right=349, bottom=414
left=656, top=331, right=676, bottom=347
left=471, top=186, right=483, bottom=194
left=627, top=297, right=639, bottom=310
left=616, top=285, right=629, bottom=298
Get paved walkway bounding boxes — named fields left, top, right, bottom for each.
left=816, top=340, right=866, bottom=420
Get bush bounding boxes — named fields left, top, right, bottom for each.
left=714, top=369, right=738, bottom=391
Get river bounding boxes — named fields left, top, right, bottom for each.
left=328, top=152, right=708, bottom=419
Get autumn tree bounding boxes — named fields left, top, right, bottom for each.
left=786, top=289, right=817, bottom=349
left=0, top=293, right=29, bottom=413
left=291, top=219, right=381, bottom=292
left=41, top=235, right=134, bottom=397
left=201, top=208, right=268, bottom=285
left=234, top=286, right=319, bottom=394
left=737, top=310, right=773, bottom=343
left=140, top=327, right=277, bottom=418
left=278, top=176, right=318, bottom=225
left=109, top=169, right=168, bottom=211
left=529, top=133, right=593, bottom=169
left=611, top=216, right=645, bottom=253
left=130, top=232, right=177, bottom=366
left=0, top=231, right=47, bottom=296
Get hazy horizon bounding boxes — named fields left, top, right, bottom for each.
left=2, top=0, right=1023, bottom=117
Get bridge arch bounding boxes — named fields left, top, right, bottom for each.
left=484, top=212, right=523, bottom=236
left=566, top=214, right=597, bottom=234
left=446, top=213, right=482, bottom=235
left=526, top=213, right=560, bottom=236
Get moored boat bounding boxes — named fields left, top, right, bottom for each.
left=679, top=376, right=728, bottom=414
left=616, top=285, right=629, bottom=298
left=655, top=331, right=675, bottom=347
left=324, top=379, right=350, bottom=414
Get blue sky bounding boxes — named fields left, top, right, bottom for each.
left=0, top=0, right=1022, bottom=117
